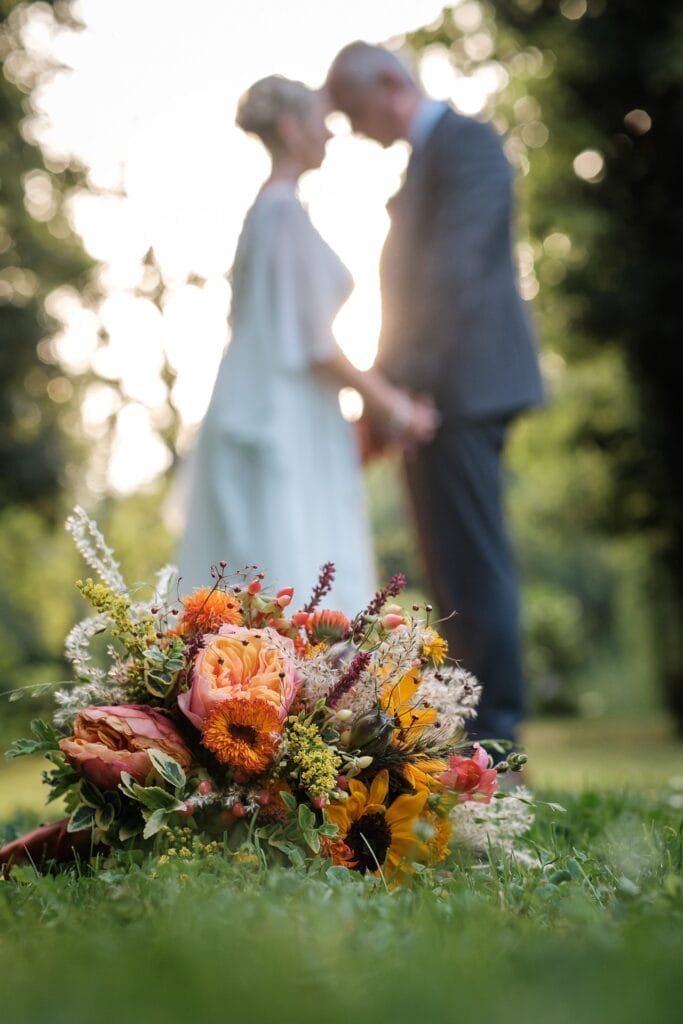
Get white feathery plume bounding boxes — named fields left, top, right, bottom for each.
left=53, top=680, right=127, bottom=727
left=63, top=612, right=110, bottom=683
left=153, top=564, right=180, bottom=606
left=65, top=506, right=127, bottom=594
left=450, top=786, right=535, bottom=856
left=417, top=666, right=482, bottom=744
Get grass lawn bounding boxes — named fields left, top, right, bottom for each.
left=522, top=713, right=683, bottom=790
left=1, top=716, right=682, bottom=1024
left=1, top=788, right=681, bottom=1024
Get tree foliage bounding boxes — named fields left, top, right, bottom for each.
left=405, top=0, right=683, bottom=726
left=0, top=0, right=90, bottom=514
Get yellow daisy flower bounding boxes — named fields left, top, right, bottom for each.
left=381, top=668, right=437, bottom=746
left=325, top=769, right=429, bottom=876
left=425, top=811, right=452, bottom=864
left=421, top=629, right=448, bottom=666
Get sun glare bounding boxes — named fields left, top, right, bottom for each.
left=21, top=0, right=454, bottom=493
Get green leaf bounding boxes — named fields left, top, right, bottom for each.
left=118, top=773, right=139, bottom=801
left=144, top=672, right=174, bottom=698
left=318, top=822, right=339, bottom=837
left=68, top=804, right=96, bottom=833
left=297, top=803, right=315, bottom=832
left=118, top=774, right=184, bottom=811
left=30, top=719, right=63, bottom=745
left=95, top=804, right=116, bottom=830
left=279, top=791, right=298, bottom=812
left=136, top=786, right=184, bottom=812
left=148, top=748, right=186, bottom=790
left=143, top=807, right=168, bottom=839
left=566, top=858, right=582, bottom=881
left=325, top=865, right=352, bottom=883
left=80, top=781, right=108, bottom=809
left=4, top=737, right=40, bottom=759
left=303, top=830, right=321, bottom=853
left=4, top=719, right=64, bottom=759
left=119, top=820, right=142, bottom=842
left=143, top=648, right=166, bottom=665
left=269, top=839, right=305, bottom=866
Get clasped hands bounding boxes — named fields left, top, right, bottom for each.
left=386, top=387, right=440, bottom=447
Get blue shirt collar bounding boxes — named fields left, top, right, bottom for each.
left=408, top=98, right=448, bottom=150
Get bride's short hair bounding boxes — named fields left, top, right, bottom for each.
left=236, top=75, right=317, bottom=149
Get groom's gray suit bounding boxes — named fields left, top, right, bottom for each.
left=377, top=105, right=543, bottom=745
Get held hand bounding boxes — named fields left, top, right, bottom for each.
left=408, top=392, right=441, bottom=443
left=388, top=391, right=440, bottom=445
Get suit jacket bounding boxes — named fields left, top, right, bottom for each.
left=377, top=107, right=543, bottom=420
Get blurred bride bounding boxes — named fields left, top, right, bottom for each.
left=178, top=75, right=435, bottom=614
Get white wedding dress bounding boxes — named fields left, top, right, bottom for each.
left=177, top=182, right=375, bottom=615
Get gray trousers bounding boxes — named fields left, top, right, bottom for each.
left=404, top=417, right=525, bottom=745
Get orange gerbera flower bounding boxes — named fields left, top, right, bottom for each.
left=172, top=588, right=242, bottom=636
left=305, top=610, right=351, bottom=644
left=319, top=834, right=357, bottom=868
left=201, top=698, right=281, bottom=774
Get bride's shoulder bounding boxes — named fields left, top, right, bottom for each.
left=254, top=182, right=304, bottom=212
left=246, top=184, right=312, bottom=240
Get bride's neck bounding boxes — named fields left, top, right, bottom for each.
left=267, top=152, right=305, bottom=185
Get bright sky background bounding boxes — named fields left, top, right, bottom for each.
left=17, top=0, right=508, bottom=493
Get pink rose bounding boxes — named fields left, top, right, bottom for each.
left=178, top=625, right=301, bottom=730
left=437, top=744, right=498, bottom=803
left=59, top=704, right=194, bottom=790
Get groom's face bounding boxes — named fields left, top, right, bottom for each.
left=331, top=82, right=400, bottom=148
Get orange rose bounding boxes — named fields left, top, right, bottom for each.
left=178, top=625, right=301, bottom=730
left=59, top=705, right=194, bottom=790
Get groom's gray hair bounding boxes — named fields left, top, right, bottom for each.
left=328, top=41, right=417, bottom=90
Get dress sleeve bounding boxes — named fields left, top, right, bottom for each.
left=267, top=196, right=347, bottom=370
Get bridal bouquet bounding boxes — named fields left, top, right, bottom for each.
left=1, top=508, right=532, bottom=883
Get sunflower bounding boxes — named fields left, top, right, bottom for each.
left=201, top=697, right=281, bottom=773
left=325, top=769, right=429, bottom=877
left=172, top=587, right=242, bottom=636
left=375, top=670, right=447, bottom=793
left=381, top=668, right=437, bottom=747
left=402, top=755, right=448, bottom=794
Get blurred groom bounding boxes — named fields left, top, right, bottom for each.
left=327, top=42, right=543, bottom=752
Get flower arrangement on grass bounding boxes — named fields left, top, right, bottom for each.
left=0, top=508, right=532, bottom=883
